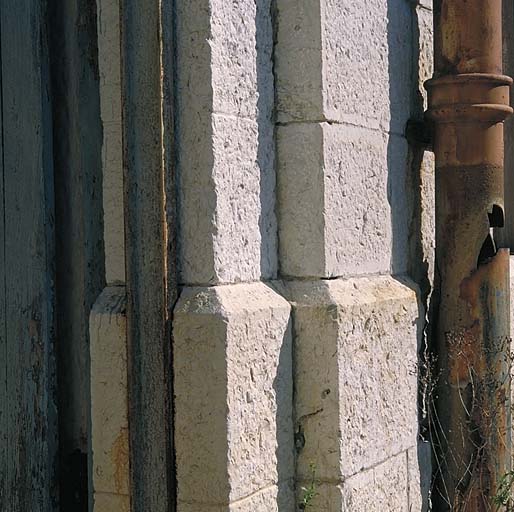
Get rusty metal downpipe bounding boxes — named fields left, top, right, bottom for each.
left=426, top=1, right=513, bottom=509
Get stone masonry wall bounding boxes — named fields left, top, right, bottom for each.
left=171, top=1, right=435, bottom=511
left=173, top=1, right=295, bottom=510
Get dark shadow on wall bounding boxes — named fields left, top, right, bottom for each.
left=256, top=0, right=278, bottom=280
left=387, top=1, right=432, bottom=510
left=48, top=0, right=105, bottom=510
left=257, top=4, right=294, bottom=507
left=273, top=313, right=295, bottom=511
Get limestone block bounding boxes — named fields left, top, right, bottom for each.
left=93, top=493, right=129, bottom=512
left=173, top=282, right=294, bottom=511
left=299, top=453, right=409, bottom=512
left=275, top=0, right=413, bottom=131
left=286, top=276, right=421, bottom=487
left=274, top=0, right=323, bottom=122
left=178, top=484, right=294, bottom=512
left=322, top=0, right=412, bottom=131
left=340, top=453, right=409, bottom=511
left=176, top=0, right=277, bottom=285
left=277, top=122, right=410, bottom=278
left=97, top=0, right=125, bottom=284
left=90, top=286, right=130, bottom=509
left=210, top=0, right=274, bottom=120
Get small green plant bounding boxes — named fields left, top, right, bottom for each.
left=299, top=463, right=319, bottom=510
left=493, top=471, right=514, bottom=511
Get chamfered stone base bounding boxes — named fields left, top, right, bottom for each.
left=89, top=286, right=130, bottom=511
left=173, top=282, right=294, bottom=512
left=284, top=275, right=425, bottom=510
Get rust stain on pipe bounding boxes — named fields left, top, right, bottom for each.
left=427, top=1, right=512, bottom=509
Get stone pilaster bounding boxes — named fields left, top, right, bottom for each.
left=173, top=2, right=294, bottom=510
left=274, top=1, right=433, bottom=509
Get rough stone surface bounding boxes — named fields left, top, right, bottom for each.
left=170, top=2, right=436, bottom=512
left=286, top=275, right=421, bottom=484
left=93, top=493, right=129, bottom=512
left=97, top=0, right=125, bottom=284
left=275, top=0, right=413, bottom=130
left=340, top=453, right=409, bottom=511
left=298, top=453, right=409, bottom=511
left=90, top=286, right=130, bottom=508
left=274, top=0, right=323, bottom=122
left=176, top=0, right=277, bottom=285
left=277, top=123, right=410, bottom=278
left=177, top=484, right=294, bottom=512
left=173, top=282, right=294, bottom=510
left=322, top=0, right=413, bottom=132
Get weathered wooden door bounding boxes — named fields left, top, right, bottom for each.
left=0, top=1, right=58, bottom=510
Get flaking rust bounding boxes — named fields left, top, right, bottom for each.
left=428, top=1, right=513, bottom=509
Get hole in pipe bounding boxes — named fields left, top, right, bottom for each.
left=477, top=205, right=504, bottom=267
left=477, top=232, right=497, bottom=267
left=488, top=204, right=504, bottom=228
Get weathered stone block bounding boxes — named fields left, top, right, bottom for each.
left=299, top=452, right=409, bottom=512
left=274, top=0, right=323, bottom=122
left=173, top=282, right=294, bottom=511
left=322, top=0, right=412, bottom=131
left=178, top=114, right=276, bottom=284
left=93, top=492, right=129, bottom=512
left=275, top=0, right=413, bottom=130
left=211, top=0, right=274, bottom=120
left=277, top=123, right=410, bottom=278
left=176, top=0, right=277, bottom=285
left=177, top=484, right=294, bottom=512
left=340, top=453, right=409, bottom=511
left=97, top=0, right=125, bottom=284
left=90, top=286, right=130, bottom=508
left=286, top=275, right=421, bottom=486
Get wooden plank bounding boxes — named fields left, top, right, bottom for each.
left=0, top=21, right=6, bottom=507
left=0, top=1, right=57, bottom=510
left=47, top=0, right=105, bottom=508
left=119, top=0, right=175, bottom=510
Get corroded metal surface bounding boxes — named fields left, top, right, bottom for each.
left=428, top=1, right=512, bottom=509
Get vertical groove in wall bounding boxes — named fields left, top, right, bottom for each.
left=161, top=0, right=178, bottom=508
left=405, top=4, right=434, bottom=509
left=120, top=0, right=174, bottom=509
left=256, top=0, right=279, bottom=280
